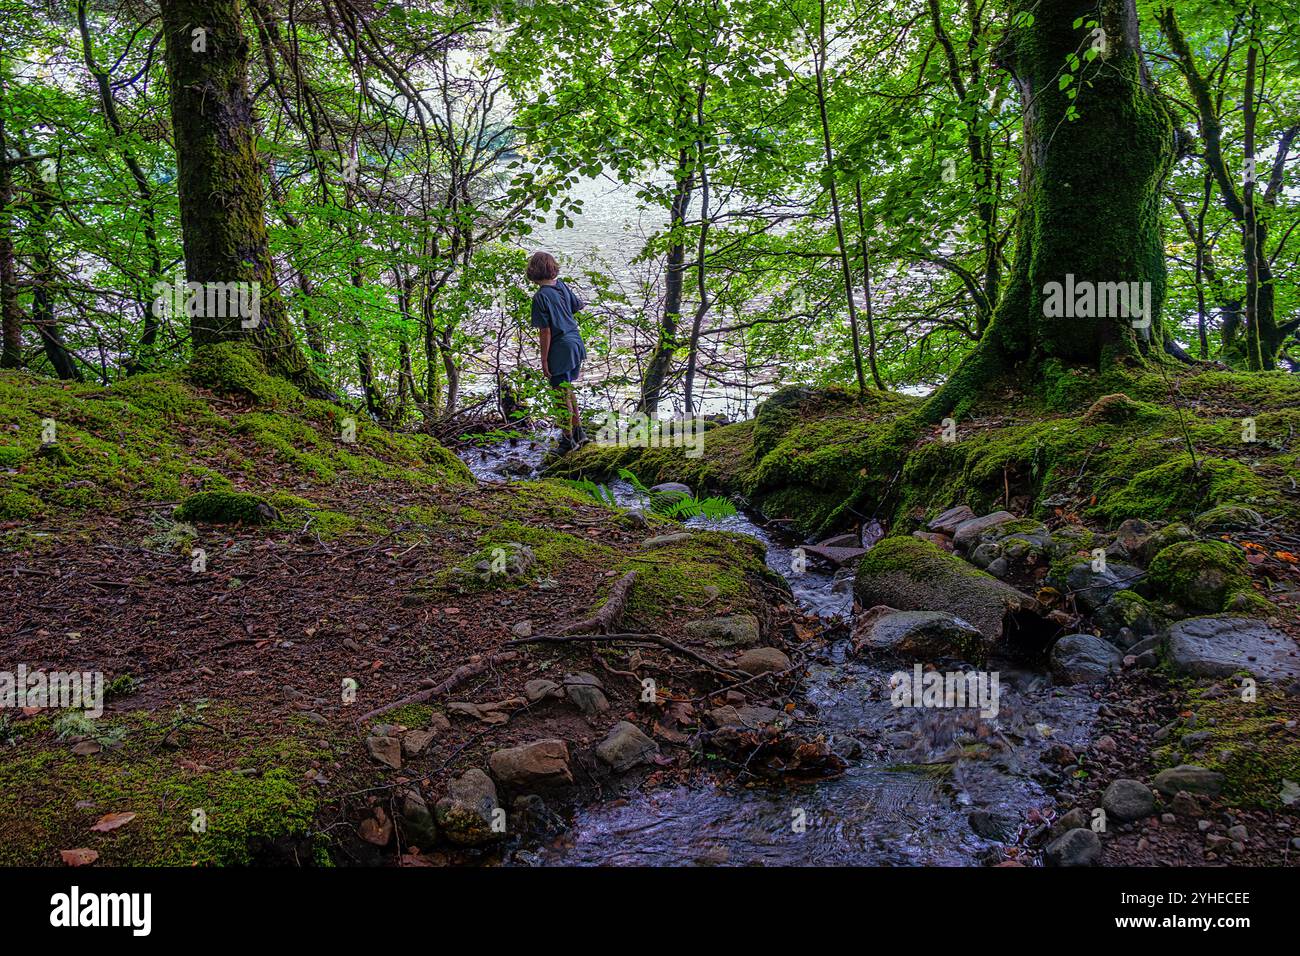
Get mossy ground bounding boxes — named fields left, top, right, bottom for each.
left=1155, top=688, right=1300, bottom=809
left=0, top=707, right=328, bottom=866
left=1, top=355, right=792, bottom=865
left=554, top=368, right=1300, bottom=540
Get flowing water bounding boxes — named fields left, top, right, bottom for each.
left=463, top=437, right=1101, bottom=866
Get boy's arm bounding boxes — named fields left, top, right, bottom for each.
left=531, top=297, right=551, bottom=377
left=538, top=326, right=552, bottom=378
left=568, top=284, right=585, bottom=313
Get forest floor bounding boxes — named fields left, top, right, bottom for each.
left=2, top=358, right=1299, bottom=867
left=0, top=360, right=804, bottom=866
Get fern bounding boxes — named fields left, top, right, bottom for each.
left=618, top=468, right=736, bottom=519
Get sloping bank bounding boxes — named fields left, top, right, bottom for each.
left=550, top=366, right=1300, bottom=540
left=0, top=346, right=796, bottom=866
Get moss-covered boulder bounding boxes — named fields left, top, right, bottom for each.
left=1193, top=504, right=1265, bottom=533
left=175, top=490, right=280, bottom=525
left=853, top=537, right=1045, bottom=661
left=1092, top=589, right=1165, bottom=638
left=1147, top=541, right=1249, bottom=613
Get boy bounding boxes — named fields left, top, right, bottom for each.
left=526, top=251, right=587, bottom=451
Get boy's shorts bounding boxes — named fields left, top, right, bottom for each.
left=549, top=367, right=581, bottom=388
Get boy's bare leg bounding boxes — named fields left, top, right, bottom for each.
left=564, top=387, right=579, bottom=439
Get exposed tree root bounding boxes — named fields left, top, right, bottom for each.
left=556, top=570, right=637, bottom=635
left=358, top=651, right=520, bottom=723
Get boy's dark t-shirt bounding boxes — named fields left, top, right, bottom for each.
left=531, top=279, right=587, bottom=384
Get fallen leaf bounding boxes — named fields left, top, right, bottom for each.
left=90, top=812, right=136, bottom=833
left=60, top=848, right=99, bottom=866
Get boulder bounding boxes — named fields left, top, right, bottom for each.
left=1194, top=504, right=1264, bottom=533
left=1058, top=559, right=1145, bottom=614
left=488, top=739, right=574, bottom=792
left=1044, top=828, right=1101, bottom=867
left=912, top=531, right=953, bottom=551
left=1147, top=541, right=1249, bottom=613
left=952, top=511, right=1017, bottom=551
left=595, top=721, right=659, bottom=771
left=1152, top=765, right=1226, bottom=798
left=434, top=769, right=501, bottom=845
left=968, top=808, right=1018, bottom=841
left=524, top=678, right=563, bottom=702
left=1102, top=779, right=1155, bottom=822
left=563, top=672, right=609, bottom=716
left=398, top=791, right=438, bottom=847
left=1050, top=634, right=1123, bottom=684
left=649, top=481, right=693, bottom=496
left=1109, top=518, right=1157, bottom=561
left=1049, top=807, right=1089, bottom=840
left=1166, top=615, right=1300, bottom=682
left=1093, top=590, right=1163, bottom=638
left=365, top=734, right=402, bottom=770
left=853, top=537, right=1043, bottom=658
left=852, top=609, right=984, bottom=663
left=1133, top=522, right=1195, bottom=566
left=735, top=647, right=792, bottom=675
left=928, top=505, right=977, bottom=536
left=684, top=614, right=761, bottom=647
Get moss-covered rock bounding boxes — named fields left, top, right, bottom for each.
left=1193, top=504, right=1265, bottom=533
left=175, top=490, right=280, bottom=525
left=1147, top=541, right=1249, bottom=613
left=853, top=537, right=1044, bottom=661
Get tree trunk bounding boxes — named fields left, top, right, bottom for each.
left=0, top=59, right=22, bottom=371
left=926, top=0, right=1174, bottom=420
left=158, top=0, right=325, bottom=394
left=637, top=149, right=694, bottom=416
left=77, top=0, right=164, bottom=363
left=815, top=0, right=867, bottom=397
left=27, top=162, right=80, bottom=380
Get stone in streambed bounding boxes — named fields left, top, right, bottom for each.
left=952, top=511, right=1017, bottom=551
left=524, top=678, right=563, bottom=702
left=366, top=734, right=402, bottom=769
left=488, top=739, right=573, bottom=793
left=1102, top=779, right=1155, bottom=822
left=928, top=505, right=976, bottom=536
left=564, top=672, right=608, bottom=716
left=398, top=791, right=438, bottom=847
left=1057, top=559, right=1145, bottom=614
left=595, top=721, right=659, bottom=772
left=1050, top=633, right=1122, bottom=684
left=1044, top=828, right=1101, bottom=867
left=1152, top=765, right=1226, bottom=798
left=434, top=769, right=501, bottom=845
left=852, top=537, right=1043, bottom=658
left=852, top=609, right=984, bottom=663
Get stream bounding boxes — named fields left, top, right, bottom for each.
left=462, top=436, right=1102, bottom=866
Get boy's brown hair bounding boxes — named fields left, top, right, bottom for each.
left=526, top=251, right=559, bottom=282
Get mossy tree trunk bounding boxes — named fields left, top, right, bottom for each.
left=924, top=0, right=1175, bottom=419
left=159, top=0, right=326, bottom=395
